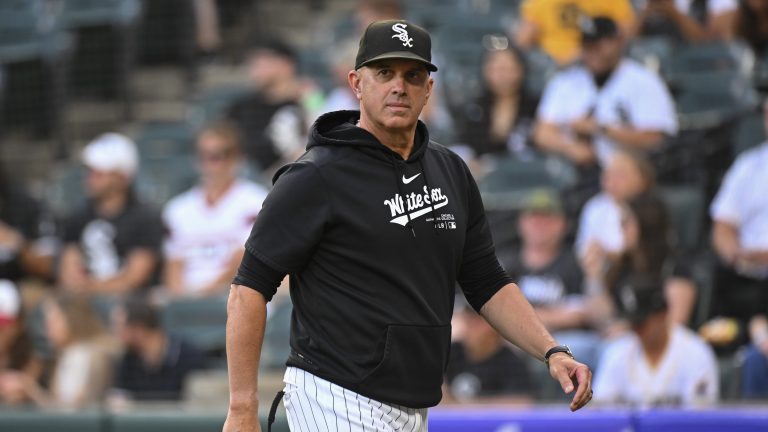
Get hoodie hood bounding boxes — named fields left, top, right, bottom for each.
left=301, top=110, right=435, bottom=239
left=307, top=110, right=430, bottom=163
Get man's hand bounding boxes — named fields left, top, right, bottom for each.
left=223, top=407, right=261, bottom=432
left=548, top=354, right=593, bottom=411
left=570, top=117, right=598, bottom=137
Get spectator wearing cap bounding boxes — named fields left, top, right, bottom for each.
left=533, top=16, right=677, bottom=171
left=57, top=134, right=163, bottom=295
left=162, top=122, right=268, bottom=298
left=593, top=275, right=718, bottom=408
left=109, top=296, right=206, bottom=403
left=515, top=0, right=635, bottom=66
left=0, top=280, right=44, bottom=405
left=633, top=0, right=737, bottom=42
left=501, top=189, right=600, bottom=369
left=225, top=38, right=307, bottom=178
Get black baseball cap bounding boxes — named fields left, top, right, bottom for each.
left=580, top=16, right=619, bottom=43
left=617, top=275, right=667, bottom=326
left=355, top=19, right=438, bottom=72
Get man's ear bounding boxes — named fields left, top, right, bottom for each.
left=348, top=70, right=362, bottom=100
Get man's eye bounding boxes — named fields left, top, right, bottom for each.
left=378, top=69, right=392, bottom=76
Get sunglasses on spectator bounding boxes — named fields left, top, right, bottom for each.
left=197, top=149, right=234, bottom=163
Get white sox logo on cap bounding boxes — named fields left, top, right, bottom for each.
left=391, top=23, right=413, bottom=47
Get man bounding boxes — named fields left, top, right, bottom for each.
left=594, top=275, right=718, bottom=407
left=534, top=16, right=677, bottom=168
left=502, top=189, right=599, bottom=369
left=223, top=20, right=592, bottom=432
left=515, top=0, right=635, bottom=66
left=706, top=109, right=768, bottom=357
left=110, top=296, right=207, bottom=402
left=58, top=134, right=163, bottom=295
left=0, top=166, right=57, bottom=283
left=225, top=39, right=306, bottom=176
left=162, top=121, right=268, bottom=298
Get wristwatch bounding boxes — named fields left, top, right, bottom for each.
left=544, top=345, right=574, bottom=368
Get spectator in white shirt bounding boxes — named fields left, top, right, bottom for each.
left=593, top=274, right=718, bottom=408
left=576, top=150, right=656, bottom=257
left=162, top=122, right=268, bottom=298
left=534, top=16, right=677, bottom=170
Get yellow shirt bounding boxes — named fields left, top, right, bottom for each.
left=521, top=0, right=635, bottom=65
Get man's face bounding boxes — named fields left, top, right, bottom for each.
left=85, top=167, right=128, bottom=200
left=519, top=211, right=566, bottom=248
left=196, top=132, right=239, bottom=184
left=350, top=59, right=434, bottom=133
left=582, top=37, right=623, bottom=76
left=248, top=51, right=294, bottom=90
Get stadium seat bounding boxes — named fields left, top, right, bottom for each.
left=666, top=41, right=754, bottom=88
left=478, top=158, right=576, bottom=211
left=731, top=111, right=765, bottom=156
left=658, top=185, right=705, bottom=252
left=162, top=296, right=228, bottom=354
left=0, top=0, right=73, bottom=139
left=110, top=412, right=226, bottom=432
left=134, top=121, right=197, bottom=160
left=134, top=156, right=196, bottom=207
left=674, top=72, right=759, bottom=130
left=60, top=0, right=141, bottom=119
left=0, top=410, right=105, bottom=432
left=627, top=37, right=673, bottom=76
left=187, top=85, right=250, bottom=128
left=44, top=162, right=87, bottom=218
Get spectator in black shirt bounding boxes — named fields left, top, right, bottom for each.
left=445, top=297, right=534, bottom=404
left=57, top=134, right=162, bottom=295
left=110, top=296, right=206, bottom=402
left=502, top=189, right=599, bottom=369
left=225, top=39, right=306, bottom=177
left=457, top=46, right=537, bottom=162
left=0, top=165, right=56, bottom=282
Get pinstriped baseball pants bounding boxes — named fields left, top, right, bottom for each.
left=282, top=367, right=429, bottom=432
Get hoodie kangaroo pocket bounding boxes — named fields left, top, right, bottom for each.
left=357, top=324, right=451, bottom=408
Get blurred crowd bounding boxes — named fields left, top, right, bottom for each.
left=2, top=0, right=768, bottom=412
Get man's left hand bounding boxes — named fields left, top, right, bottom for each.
left=548, top=353, right=593, bottom=411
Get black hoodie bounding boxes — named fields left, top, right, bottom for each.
left=243, top=110, right=512, bottom=408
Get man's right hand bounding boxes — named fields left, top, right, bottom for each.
left=223, top=409, right=261, bottom=432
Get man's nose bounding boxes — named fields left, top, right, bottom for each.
left=390, top=74, right=406, bottom=94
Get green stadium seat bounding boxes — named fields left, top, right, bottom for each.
left=479, top=158, right=576, bottom=211
left=60, top=0, right=141, bottom=28
left=658, top=185, right=706, bottom=252
left=732, top=111, right=765, bottom=156
left=161, top=296, right=228, bottom=354
left=134, top=121, right=197, bottom=160
left=134, top=156, right=196, bottom=207
left=0, top=410, right=105, bottom=432
left=188, top=85, right=250, bottom=128
left=44, top=163, right=87, bottom=218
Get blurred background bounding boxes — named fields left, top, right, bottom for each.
left=0, top=0, right=767, bottom=430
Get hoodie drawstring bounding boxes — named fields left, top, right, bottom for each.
left=390, top=154, right=416, bottom=239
